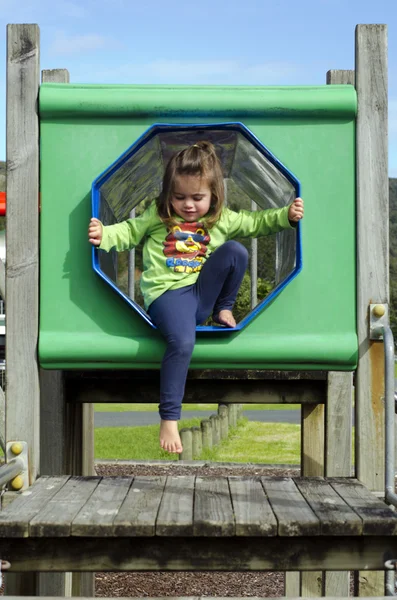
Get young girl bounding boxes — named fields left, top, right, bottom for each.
left=88, top=141, right=304, bottom=454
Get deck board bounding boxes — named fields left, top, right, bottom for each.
left=229, top=476, right=277, bottom=536
left=261, top=477, right=320, bottom=536
left=294, top=477, right=362, bottom=535
left=1, top=475, right=396, bottom=540
left=156, top=476, right=195, bottom=536
left=29, top=476, right=101, bottom=537
left=72, top=476, right=133, bottom=536
left=329, top=477, right=397, bottom=535
left=112, top=476, right=167, bottom=536
left=0, top=475, right=70, bottom=537
left=194, top=477, right=235, bottom=536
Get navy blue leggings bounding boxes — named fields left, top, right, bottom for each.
left=148, top=241, right=249, bottom=420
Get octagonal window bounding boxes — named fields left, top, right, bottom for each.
left=92, top=123, right=301, bottom=331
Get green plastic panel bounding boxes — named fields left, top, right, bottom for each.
left=39, top=84, right=357, bottom=370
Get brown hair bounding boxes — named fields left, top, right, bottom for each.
left=156, top=140, right=224, bottom=228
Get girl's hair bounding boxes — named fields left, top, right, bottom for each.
left=156, top=140, right=224, bottom=228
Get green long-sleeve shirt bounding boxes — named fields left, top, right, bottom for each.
left=99, top=202, right=294, bottom=309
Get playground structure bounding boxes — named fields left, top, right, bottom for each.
left=0, top=21, right=393, bottom=600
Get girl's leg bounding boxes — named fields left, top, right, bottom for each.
left=195, top=240, right=249, bottom=325
left=148, top=286, right=197, bottom=453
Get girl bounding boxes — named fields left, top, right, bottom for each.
left=88, top=141, right=304, bottom=454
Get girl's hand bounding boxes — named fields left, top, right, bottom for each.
left=288, top=197, right=304, bottom=222
left=88, top=218, right=103, bottom=246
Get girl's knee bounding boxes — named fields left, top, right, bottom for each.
left=166, top=334, right=195, bottom=358
left=225, top=240, right=249, bottom=265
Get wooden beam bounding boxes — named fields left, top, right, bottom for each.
left=0, top=535, right=395, bottom=572
left=38, top=67, right=73, bottom=600
left=4, top=23, right=40, bottom=598
left=355, top=23, right=388, bottom=598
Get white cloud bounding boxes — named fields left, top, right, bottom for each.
left=50, top=32, right=109, bottom=55
left=56, top=1, right=87, bottom=18
left=92, top=59, right=302, bottom=86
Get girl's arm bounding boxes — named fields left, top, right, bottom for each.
left=227, top=198, right=304, bottom=239
left=88, top=202, right=157, bottom=252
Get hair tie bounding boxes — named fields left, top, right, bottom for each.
left=192, top=144, right=200, bottom=148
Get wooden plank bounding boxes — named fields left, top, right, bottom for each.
left=301, top=404, right=324, bottom=477
left=330, top=478, right=397, bottom=535
left=261, top=477, right=319, bottom=536
left=29, top=476, right=101, bottom=537
left=194, top=477, right=235, bottom=536
left=0, top=475, right=69, bottom=537
left=113, top=476, right=166, bottom=536
left=72, top=476, right=133, bottom=536
left=355, top=23, right=388, bottom=598
left=66, top=373, right=327, bottom=405
left=324, top=69, right=355, bottom=600
left=1, top=535, right=396, bottom=572
left=229, top=476, right=277, bottom=536
left=6, top=23, right=40, bottom=482
left=294, top=477, right=362, bottom=535
left=355, top=24, right=388, bottom=491
left=156, top=476, right=195, bottom=536
left=325, top=372, right=353, bottom=477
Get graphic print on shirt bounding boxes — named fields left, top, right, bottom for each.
left=163, top=222, right=210, bottom=273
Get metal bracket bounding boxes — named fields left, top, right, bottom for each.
left=5, top=441, right=29, bottom=491
left=369, top=303, right=389, bottom=340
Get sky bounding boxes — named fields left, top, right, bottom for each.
left=1, top=0, right=396, bottom=174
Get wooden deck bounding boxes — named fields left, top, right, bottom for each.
left=0, top=475, right=396, bottom=572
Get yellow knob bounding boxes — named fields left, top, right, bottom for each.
left=10, top=476, right=24, bottom=490
left=373, top=304, right=386, bottom=318
left=10, top=442, right=23, bottom=455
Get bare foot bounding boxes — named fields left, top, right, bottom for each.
left=160, top=419, right=183, bottom=454
left=213, top=309, right=236, bottom=328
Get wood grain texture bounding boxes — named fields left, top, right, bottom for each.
left=323, top=68, right=355, bottom=600
left=355, top=24, right=388, bottom=491
left=1, top=535, right=396, bottom=572
left=294, top=477, right=362, bottom=535
left=194, top=477, right=234, bottom=536
left=71, top=476, right=133, bottom=536
left=156, top=476, right=195, bottom=536
left=261, top=477, right=319, bottom=536
left=29, top=476, right=100, bottom=537
left=229, top=476, right=277, bottom=536
left=112, top=476, right=166, bottom=536
left=6, top=24, right=40, bottom=482
left=330, top=478, right=397, bottom=535
left=0, top=475, right=69, bottom=537
left=355, top=23, right=388, bottom=599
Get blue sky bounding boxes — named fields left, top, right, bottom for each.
left=1, top=0, right=396, bottom=174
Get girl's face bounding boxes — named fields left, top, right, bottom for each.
left=171, top=175, right=212, bottom=222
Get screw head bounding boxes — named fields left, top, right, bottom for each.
left=10, top=442, right=23, bottom=455
left=10, top=476, right=24, bottom=490
left=373, top=304, right=386, bottom=318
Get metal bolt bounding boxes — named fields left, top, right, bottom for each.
left=10, top=442, right=23, bottom=455
left=373, top=304, right=386, bottom=318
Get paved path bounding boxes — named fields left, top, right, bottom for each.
left=94, top=409, right=301, bottom=428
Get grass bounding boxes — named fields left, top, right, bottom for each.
left=95, top=417, right=301, bottom=463
left=94, top=403, right=300, bottom=412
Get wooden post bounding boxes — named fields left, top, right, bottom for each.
left=210, top=414, right=220, bottom=445
left=192, top=426, right=202, bottom=458
left=180, top=428, right=193, bottom=460
left=4, top=24, right=40, bottom=597
left=323, top=69, right=355, bottom=598
left=218, top=404, right=229, bottom=438
left=201, top=418, right=212, bottom=448
left=290, top=404, right=324, bottom=597
left=355, top=23, right=388, bottom=596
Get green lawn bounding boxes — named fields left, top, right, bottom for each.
left=95, top=417, right=301, bottom=463
left=94, top=403, right=300, bottom=412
